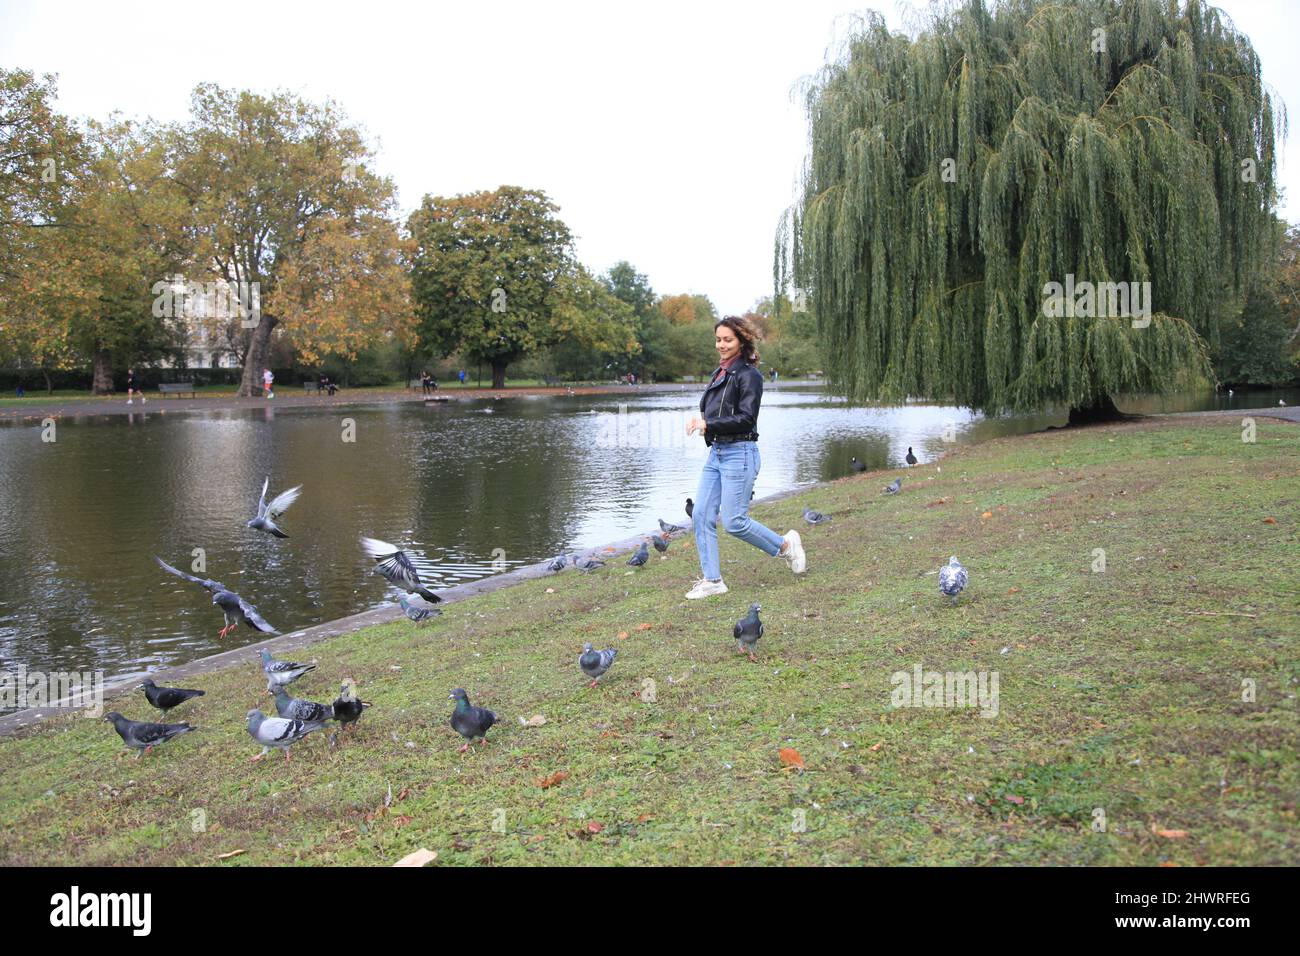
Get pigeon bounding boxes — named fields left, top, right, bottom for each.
left=546, top=554, right=569, bottom=572
left=331, top=680, right=372, bottom=736
left=104, top=711, right=195, bottom=758
left=850, top=457, right=867, bottom=472
left=246, top=708, right=326, bottom=762
left=361, top=537, right=442, bottom=604
left=627, top=541, right=649, bottom=566
left=658, top=518, right=686, bottom=536
left=270, top=685, right=335, bottom=724
left=212, top=589, right=278, bottom=638
left=734, top=602, right=764, bottom=661
left=905, top=447, right=918, bottom=466
left=652, top=533, right=669, bottom=554
left=154, top=555, right=229, bottom=596
left=884, top=478, right=902, bottom=495
left=449, top=688, right=497, bottom=752
left=578, top=642, right=618, bottom=687
left=575, top=555, right=605, bottom=572
left=685, top=497, right=694, bottom=518
left=939, top=556, right=968, bottom=605
left=398, top=595, right=441, bottom=622
left=247, top=476, right=302, bottom=538
left=802, top=506, right=831, bottom=525
left=260, top=648, right=315, bottom=690
left=140, top=678, right=204, bottom=715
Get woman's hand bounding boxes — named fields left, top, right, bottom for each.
left=686, top=416, right=707, bottom=436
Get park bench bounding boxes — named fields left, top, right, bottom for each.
left=157, top=382, right=197, bottom=398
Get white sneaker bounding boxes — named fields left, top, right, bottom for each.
left=126, top=399, right=133, bottom=405
left=781, top=530, right=806, bottom=574
left=685, top=578, right=729, bottom=599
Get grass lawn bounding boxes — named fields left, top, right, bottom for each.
left=0, top=415, right=1295, bottom=865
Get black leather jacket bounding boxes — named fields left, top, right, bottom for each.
left=699, top=357, right=763, bottom=446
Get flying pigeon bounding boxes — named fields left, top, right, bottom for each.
left=331, top=680, right=372, bottom=737
left=652, top=533, right=669, bottom=554
left=154, top=555, right=229, bottom=596
left=247, top=476, right=302, bottom=538
left=546, top=554, right=569, bottom=572
left=905, top=447, right=918, bottom=466
left=575, top=555, right=605, bottom=572
left=658, top=518, right=686, bottom=536
left=939, top=556, right=968, bottom=605
left=802, top=506, right=831, bottom=525
left=627, top=541, right=649, bottom=566
left=850, top=457, right=867, bottom=472
left=578, top=642, right=618, bottom=687
left=883, top=478, right=902, bottom=495
left=449, top=688, right=497, bottom=752
left=212, top=589, right=278, bottom=638
left=260, top=648, right=315, bottom=690
left=685, top=497, right=694, bottom=518
left=246, top=708, right=326, bottom=762
left=104, top=711, right=195, bottom=757
left=734, top=602, right=764, bottom=661
left=398, top=595, right=441, bottom=622
left=140, top=678, right=204, bottom=715
left=270, top=685, right=335, bottom=724
left=361, top=537, right=442, bottom=604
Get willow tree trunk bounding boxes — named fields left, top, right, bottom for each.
left=1066, top=394, right=1128, bottom=426
left=237, top=315, right=279, bottom=397
left=92, top=349, right=113, bottom=395
left=491, top=360, right=507, bottom=389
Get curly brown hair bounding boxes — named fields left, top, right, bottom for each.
left=715, top=315, right=762, bottom=364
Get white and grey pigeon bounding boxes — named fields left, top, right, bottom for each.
left=260, top=648, right=315, bottom=691
left=271, top=685, right=335, bottom=724
left=575, top=555, right=605, bottom=572
left=939, top=556, right=968, bottom=605
left=246, top=476, right=302, bottom=538
left=578, top=642, right=617, bottom=688
left=627, top=541, right=649, bottom=566
left=658, top=518, right=686, bottom=536
left=546, top=554, right=569, bottom=572
left=398, top=595, right=441, bottom=622
left=883, top=478, right=902, bottom=495
left=361, top=537, right=442, bottom=604
left=104, top=711, right=195, bottom=758
left=803, top=506, right=832, bottom=525
left=734, top=602, right=764, bottom=661
left=246, top=708, right=326, bottom=762
left=156, top=556, right=276, bottom=638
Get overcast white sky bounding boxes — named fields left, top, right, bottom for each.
left=1, top=0, right=1294, bottom=315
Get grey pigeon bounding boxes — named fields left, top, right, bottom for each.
left=883, top=478, right=902, bottom=495
left=685, top=498, right=694, bottom=518
left=802, top=506, right=831, bottom=525
left=575, top=555, right=605, bottom=572
left=627, top=541, right=649, bottom=566
left=104, top=711, right=195, bottom=757
left=331, top=680, right=371, bottom=738
left=212, top=589, right=277, bottom=638
left=246, top=708, right=326, bottom=762
left=398, top=595, right=441, bottom=622
left=361, top=537, right=442, bottom=604
left=850, top=457, right=867, bottom=472
left=140, top=678, right=204, bottom=715
left=546, top=554, right=569, bottom=572
left=260, top=648, right=315, bottom=690
left=939, top=555, right=968, bottom=605
left=154, top=555, right=230, bottom=595
left=247, top=476, right=302, bottom=538
left=658, top=518, right=686, bottom=536
left=271, top=685, right=335, bottom=724
left=652, top=534, right=669, bottom=554
left=578, top=642, right=618, bottom=687
left=448, top=688, right=497, bottom=752
left=734, top=602, right=764, bottom=661
left=905, top=447, right=918, bottom=466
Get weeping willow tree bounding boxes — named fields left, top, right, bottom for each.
left=776, top=0, right=1283, bottom=421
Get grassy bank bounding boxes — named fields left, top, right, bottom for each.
left=1, top=416, right=1295, bottom=866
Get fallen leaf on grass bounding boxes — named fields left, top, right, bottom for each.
left=393, top=814, right=413, bottom=827
left=586, top=821, right=604, bottom=833
left=1263, top=517, right=1276, bottom=524
left=545, top=587, right=555, bottom=594
left=981, top=511, right=993, bottom=519
left=636, top=814, right=653, bottom=823
left=536, top=770, right=570, bottom=789
left=1151, top=825, right=1188, bottom=839
left=617, top=631, right=629, bottom=640
left=519, top=714, right=547, bottom=727
left=868, top=742, right=883, bottom=752
left=779, top=748, right=805, bottom=771
left=636, top=623, right=653, bottom=631
left=217, top=849, right=245, bottom=861
left=1005, top=795, right=1025, bottom=805
left=393, top=848, right=437, bottom=867
left=1006, top=587, right=1021, bottom=594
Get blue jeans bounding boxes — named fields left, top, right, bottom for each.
left=693, top=441, right=786, bottom=580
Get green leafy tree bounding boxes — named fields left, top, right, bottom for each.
left=777, top=0, right=1282, bottom=422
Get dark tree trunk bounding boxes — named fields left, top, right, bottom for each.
left=92, top=348, right=113, bottom=395
left=238, top=315, right=279, bottom=396
left=491, top=360, right=507, bottom=389
left=1066, top=393, right=1130, bottom=426
left=42, top=368, right=53, bottom=394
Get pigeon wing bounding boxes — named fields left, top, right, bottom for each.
left=155, top=556, right=227, bottom=594
left=266, top=485, right=302, bottom=519
left=238, top=596, right=278, bottom=634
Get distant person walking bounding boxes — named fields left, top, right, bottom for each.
left=683, top=315, right=806, bottom=599
left=262, top=367, right=274, bottom=399
left=126, top=368, right=145, bottom=405
left=458, top=369, right=466, bottom=386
